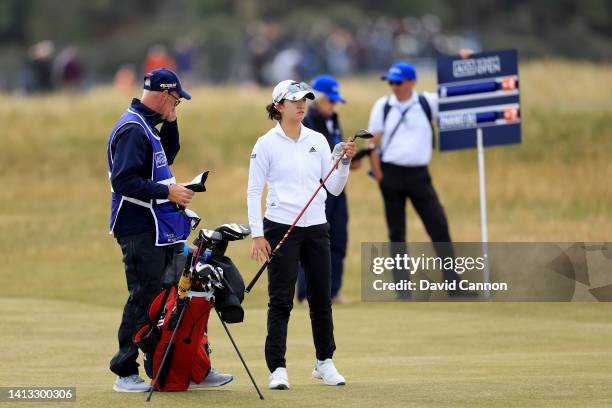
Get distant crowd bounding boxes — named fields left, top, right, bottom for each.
left=14, top=14, right=481, bottom=94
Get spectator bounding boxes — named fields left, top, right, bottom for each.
left=143, top=44, right=177, bottom=74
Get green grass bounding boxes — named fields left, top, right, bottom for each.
left=2, top=299, right=612, bottom=408
left=0, top=60, right=611, bottom=407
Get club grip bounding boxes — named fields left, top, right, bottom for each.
left=245, top=261, right=269, bottom=293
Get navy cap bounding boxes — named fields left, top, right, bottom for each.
left=381, top=62, right=417, bottom=82
left=144, top=68, right=191, bottom=100
left=311, top=75, right=346, bottom=103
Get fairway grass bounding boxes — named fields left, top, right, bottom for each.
left=1, top=298, right=611, bottom=407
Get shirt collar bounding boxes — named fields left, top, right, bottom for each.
left=274, top=122, right=309, bottom=142
left=130, top=98, right=163, bottom=127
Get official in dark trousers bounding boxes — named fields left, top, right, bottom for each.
left=248, top=80, right=356, bottom=390
left=368, top=61, right=475, bottom=298
left=107, top=68, right=232, bottom=392
left=297, top=75, right=352, bottom=304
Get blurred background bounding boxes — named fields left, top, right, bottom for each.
left=0, top=0, right=610, bottom=310
left=1, top=0, right=611, bottom=93
left=1, top=3, right=611, bottom=406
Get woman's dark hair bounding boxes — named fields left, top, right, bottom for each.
left=266, top=102, right=282, bottom=121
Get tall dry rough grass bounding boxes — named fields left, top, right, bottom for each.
left=0, top=60, right=610, bottom=307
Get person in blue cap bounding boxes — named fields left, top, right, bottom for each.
left=367, top=56, right=477, bottom=299
left=296, top=75, right=353, bottom=304
left=107, top=68, right=232, bottom=391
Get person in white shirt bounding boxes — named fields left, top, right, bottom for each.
left=368, top=59, right=476, bottom=298
left=247, top=80, right=356, bottom=390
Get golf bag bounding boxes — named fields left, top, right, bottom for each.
left=134, top=286, right=212, bottom=391
left=134, top=223, right=250, bottom=392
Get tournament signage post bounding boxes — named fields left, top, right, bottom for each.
left=436, top=49, right=522, bottom=298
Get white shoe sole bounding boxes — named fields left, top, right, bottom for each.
left=113, top=384, right=152, bottom=393
left=268, top=382, right=290, bottom=390
left=312, top=370, right=346, bottom=386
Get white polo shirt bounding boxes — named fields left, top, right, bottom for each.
left=368, top=91, right=438, bottom=166
left=247, top=123, right=350, bottom=237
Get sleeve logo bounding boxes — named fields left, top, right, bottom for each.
left=155, top=152, right=168, bottom=168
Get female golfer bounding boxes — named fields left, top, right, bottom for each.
left=247, top=80, right=356, bottom=390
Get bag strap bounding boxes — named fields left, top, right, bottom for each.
left=382, top=96, right=392, bottom=124
left=380, top=97, right=416, bottom=162
left=418, top=93, right=436, bottom=149
left=151, top=286, right=173, bottom=327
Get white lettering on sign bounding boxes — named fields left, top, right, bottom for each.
left=439, top=112, right=477, bottom=130
left=452, top=57, right=501, bottom=78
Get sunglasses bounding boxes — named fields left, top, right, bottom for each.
left=275, top=81, right=312, bottom=102
left=388, top=81, right=404, bottom=86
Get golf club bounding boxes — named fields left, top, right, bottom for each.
left=146, top=297, right=189, bottom=402
left=245, top=129, right=373, bottom=293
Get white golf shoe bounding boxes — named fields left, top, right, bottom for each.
left=313, top=359, right=346, bottom=385
left=113, top=374, right=152, bottom=392
left=268, top=367, right=290, bottom=390
left=189, top=368, right=234, bottom=389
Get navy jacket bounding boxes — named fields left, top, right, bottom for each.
left=303, top=106, right=346, bottom=196
left=303, top=107, right=342, bottom=151
left=109, top=99, right=180, bottom=237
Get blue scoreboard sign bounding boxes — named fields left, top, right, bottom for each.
left=437, top=49, right=521, bottom=151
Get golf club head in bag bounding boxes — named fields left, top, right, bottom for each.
left=187, top=223, right=249, bottom=323
left=212, top=224, right=251, bottom=257
left=192, top=263, right=224, bottom=293
left=216, top=223, right=251, bottom=241
left=192, top=228, right=223, bottom=250
left=210, top=223, right=250, bottom=323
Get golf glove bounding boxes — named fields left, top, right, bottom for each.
left=332, top=142, right=351, bottom=165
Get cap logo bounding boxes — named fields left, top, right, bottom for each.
left=390, top=68, right=402, bottom=74
left=159, top=83, right=177, bottom=89
left=144, top=78, right=151, bottom=87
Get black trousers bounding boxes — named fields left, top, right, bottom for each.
left=264, top=218, right=336, bottom=372
left=297, top=191, right=349, bottom=300
left=109, top=232, right=181, bottom=377
left=379, top=163, right=458, bottom=283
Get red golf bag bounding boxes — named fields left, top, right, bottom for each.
left=134, top=223, right=249, bottom=393
left=134, top=286, right=213, bottom=391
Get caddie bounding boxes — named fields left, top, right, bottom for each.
left=106, top=68, right=231, bottom=392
